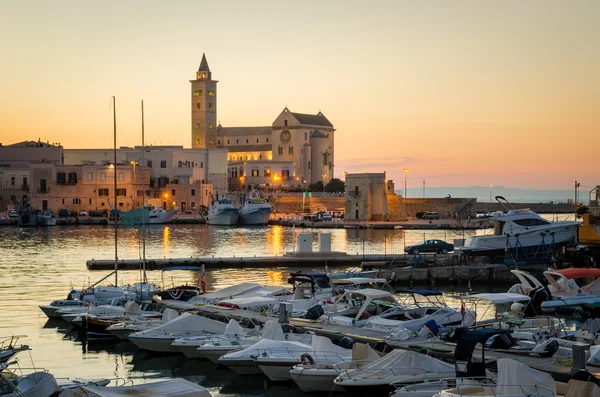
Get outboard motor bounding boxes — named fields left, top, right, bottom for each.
left=339, top=336, right=354, bottom=349
left=305, top=304, right=324, bottom=320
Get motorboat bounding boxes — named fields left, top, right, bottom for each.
left=289, top=343, right=381, bottom=393
left=0, top=368, right=61, bottom=397
left=328, top=268, right=379, bottom=280
left=238, top=196, right=272, bottom=225
left=37, top=210, right=56, bottom=226
left=457, top=197, right=579, bottom=257
left=333, top=349, right=455, bottom=396
left=106, top=308, right=180, bottom=340
left=206, top=197, right=239, bottom=226
left=17, top=209, right=37, bottom=227
left=58, top=378, right=212, bottom=397
left=218, top=338, right=312, bottom=375
left=57, top=378, right=111, bottom=390
left=154, top=265, right=205, bottom=302
left=39, top=300, right=89, bottom=320
left=0, top=336, right=29, bottom=364
left=255, top=335, right=352, bottom=382
left=127, top=312, right=228, bottom=353
left=318, top=288, right=402, bottom=327
left=161, top=282, right=263, bottom=310
left=171, top=319, right=248, bottom=359
left=120, top=205, right=176, bottom=225
left=363, top=290, right=475, bottom=333
left=540, top=268, right=600, bottom=314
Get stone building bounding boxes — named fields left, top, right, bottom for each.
left=190, top=54, right=335, bottom=189
left=345, top=173, right=390, bottom=221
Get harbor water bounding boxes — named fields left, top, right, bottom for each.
left=0, top=218, right=569, bottom=396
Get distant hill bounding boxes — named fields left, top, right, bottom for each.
left=398, top=186, right=582, bottom=204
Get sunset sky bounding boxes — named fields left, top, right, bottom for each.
left=1, top=0, right=598, bottom=189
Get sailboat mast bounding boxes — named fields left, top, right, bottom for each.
left=113, top=96, right=118, bottom=286
left=141, top=100, right=147, bottom=283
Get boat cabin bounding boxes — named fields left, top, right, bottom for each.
left=288, top=272, right=332, bottom=300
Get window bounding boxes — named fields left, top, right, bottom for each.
left=72, top=198, right=81, bottom=205
left=236, top=139, right=239, bottom=144
left=278, top=146, right=283, bottom=155
left=264, top=168, right=271, bottom=177
left=513, top=219, right=551, bottom=226
left=239, top=168, right=244, bottom=177
left=282, top=169, right=290, bottom=181
left=119, top=202, right=123, bottom=207
left=259, top=154, right=262, bottom=159
left=218, top=140, right=220, bottom=145
left=89, top=198, right=92, bottom=205
left=191, top=202, right=196, bottom=209
left=98, top=188, right=109, bottom=197
left=305, top=132, right=307, bottom=140
left=202, top=179, right=205, bottom=184
left=284, top=120, right=288, bottom=126
left=196, top=122, right=201, bottom=128
left=209, top=103, right=213, bottom=111
left=178, top=161, right=182, bottom=168
left=147, top=160, right=152, bottom=168
left=116, top=188, right=127, bottom=196
left=252, top=169, right=259, bottom=177
left=308, top=161, right=311, bottom=169
left=209, top=138, right=213, bottom=144
left=193, top=90, right=202, bottom=96
left=246, top=139, right=249, bottom=143
left=87, top=172, right=93, bottom=181
left=101, top=172, right=106, bottom=181
left=118, top=172, right=124, bottom=181
left=196, top=103, right=201, bottom=110
left=101, top=202, right=104, bottom=206
left=233, top=156, right=236, bottom=160
left=57, top=172, right=66, bottom=184
left=208, top=90, right=215, bottom=96
left=199, top=161, right=202, bottom=168
left=10, top=176, right=15, bottom=185
left=171, top=189, right=176, bottom=196
left=39, top=179, right=47, bottom=192
left=227, top=140, right=230, bottom=144
left=191, top=189, right=196, bottom=196
left=68, top=172, right=77, bottom=184
left=266, top=137, right=269, bottom=143
left=256, top=138, right=259, bottom=143
left=62, top=199, right=65, bottom=204
left=289, top=146, right=294, bottom=155
left=160, top=160, right=167, bottom=168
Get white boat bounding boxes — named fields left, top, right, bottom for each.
left=58, top=378, right=212, bottom=397
left=0, top=336, right=29, bottom=364
left=218, top=338, right=312, bottom=375
left=0, top=371, right=61, bottom=397
left=206, top=197, right=239, bottom=226
left=238, top=196, right=272, bottom=225
left=540, top=268, right=600, bottom=313
left=435, top=358, right=557, bottom=397
left=334, top=349, right=455, bottom=396
left=37, top=211, right=56, bottom=226
left=39, top=300, right=89, bottom=319
left=120, top=205, right=176, bottom=225
left=161, top=282, right=263, bottom=311
left=458, top=198, right=580, bottom=257
left=171, top=319, right=248, bottom=358
left=255, top=335, right=352, bottom=382
left=289, top=343, right=381, bottom=393
left=106, top=307, right=180, bottom=340
left=127, top=312, right=227, bottom=352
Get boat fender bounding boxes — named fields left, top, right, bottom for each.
left=300, top=353, right=315, bottom=365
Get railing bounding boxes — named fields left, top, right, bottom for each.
left=20, top=184, right=29, bottom=191
left=37, top=186, right=49, bottom=193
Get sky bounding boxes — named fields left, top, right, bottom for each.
left=1, top=0, right=598, bottom=189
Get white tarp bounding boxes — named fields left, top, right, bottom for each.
left=260, top=320, right=284, bottom=340
left=58, top=378, right=211, bottom=397
left=220, top=338, right=311, bottom=360
left=190, top=283, right=262, bottom=303
left=496, top=358, right=555, bottom=396
left=224, top=319, right=245, bottom=336
left=351, top=343, right=382, bottom=361
left=130, top=313, right=226, bottom=337
left=311, top=335, right=352, bottom=357
left=123, top=300, right=142, bottom=315
left=12, top=372, right=60, bottom=397
left=161, top=308, right=179, bottom=323
left=337, top=349, right=454, bottom=381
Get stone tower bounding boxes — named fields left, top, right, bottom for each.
left=191, top=53, right=218, bottom=148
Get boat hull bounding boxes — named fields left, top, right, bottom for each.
left=197, top=346, right=243, bottom=363
left=289, top=367, right=343, bottom=392
left=256, top=358, right=299, bottom=382
left=239, top=208, right=271, bottom=226
left=207, top=209, right=240, bottom=226
left=218, top=358, right=263, bottom=375
left=128, top=335, right=177, bottom=352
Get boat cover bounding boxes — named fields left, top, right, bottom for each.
left=351, top=343, right=382, bottom=361
left=89, top=305, right=125, bottom=315
left=14, top=372, right=60, bottom=397
left=311, top=335, right=352, bottom=357
left=224, top=319, right=245, bottom=336
left=260, top=320, right=284, bottom=340
left=190, top=283, right=262, bottom=303
left=130, top=313, right=226, bottom=337
left=556, top=268, right=600, bottom=279
left=58, top=378, right=211, bottom=397
left=161, top=308, right=179, bottom=323
left=460, top=292, right=531, bottom=304
left=336, top=349, right=454, bottom=381
left=220, top=338, right=311, bottom=360
left=496, top=358, right=555, bottom=396
left=217, top=296, right=279, bottom=309
left=123, top=301, right=142, bottom=315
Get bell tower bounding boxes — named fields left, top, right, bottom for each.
left=191, top=53, right=218, bottom=148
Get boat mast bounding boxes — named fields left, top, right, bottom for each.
left=113, top=96, right=118, bottom=287
left=141, top=100, right=147, bottom=283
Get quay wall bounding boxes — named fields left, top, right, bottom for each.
left=473, top=202, right=574, bottom=214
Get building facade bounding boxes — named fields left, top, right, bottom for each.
left=190, top=54, right=336, bottom=189
left=345, top=173, right=390, bottom=221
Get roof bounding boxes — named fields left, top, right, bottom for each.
left=398, top=289, right=442, bottom=297
left=310, top=130, right=328, bottom=139
left=555, top=268, right=600, bottom=279
left=226, top=144, right=272, bottom=152
left=5, top=140, right=62, bottom=148
left=291, top=112, right=333, bottom=127
left=459, top=292, right=531, bottom=304
left=198, top=53, right=210, bottom=72
left=217, top=126, right=272, bottom=137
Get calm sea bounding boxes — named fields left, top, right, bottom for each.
left=0, top=216, right=570, bottom=395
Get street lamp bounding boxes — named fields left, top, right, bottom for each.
left=489, top=184, right=493, bottom=203
left=403, top=168, right=408, bottom=198
left=321, top=174, right=327, bottom=193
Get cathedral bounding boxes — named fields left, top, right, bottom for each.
left=191, top=54, right=335, bottom=190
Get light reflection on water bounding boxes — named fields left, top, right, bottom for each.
left=0, top=219, right=563, bottom=395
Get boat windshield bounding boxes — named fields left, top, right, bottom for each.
left=513, top=219, right=551, bottom=226
left=396, top=292, right=446, bottom=308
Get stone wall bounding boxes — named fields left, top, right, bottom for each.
left=399, top=198, right=477, bottom=218
left=270, top=195, right=344, bottom=214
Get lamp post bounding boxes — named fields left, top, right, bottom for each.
left=489, top=184, right=493, bottom=203
left=322, top=174, right=327, bottom=193
left=403, top=168, right=408, bottom=198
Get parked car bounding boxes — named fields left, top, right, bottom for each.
left=404, top=239, right=454, bottom=255
left=322, top=213, right=333, bottom=221
left=58, top=208, right=69, bottom=218
left=415, top=211, right=427, bottom=219
left=79, top=210, right=88, bottom=216
left=422, top=211, right=440, bottom=220
left=7, top=209, right=18, bottom=219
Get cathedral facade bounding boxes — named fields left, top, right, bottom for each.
left=191, top=54, right=335, bottom=190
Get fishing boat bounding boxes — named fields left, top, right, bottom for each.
left=37, top=210, right=56, bottom=226
left=17, top=208, right=37, bottom=227
left=120, top=205, right=176, bottom=225
left=206, top=196, right=239, bottom=226
left=238, top=194, right=272, bottom=225
left=457, top=196, right=580, bottom=257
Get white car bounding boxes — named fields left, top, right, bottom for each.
left=78, top=210, right=88, bottom=216
left=322, top=213, right=333, bottom=221
left=8, top=210, right=19, bottom=219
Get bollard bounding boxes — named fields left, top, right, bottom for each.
left=572, top=343, right=591, bottom=374
left=279, top=302, right=288, bottom=324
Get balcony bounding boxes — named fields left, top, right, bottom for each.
left=37, top=186, right=50, bottom=193
left=21, top=184, right=29, bottom=191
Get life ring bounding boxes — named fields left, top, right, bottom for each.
left=300, top=353, right=315, bottom=365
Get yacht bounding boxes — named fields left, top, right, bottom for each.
left=458, top=197, right=579, bottom=257
left=239, top=196, right=272, bottom=225
left=206, top=197, right=240, bottom=226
